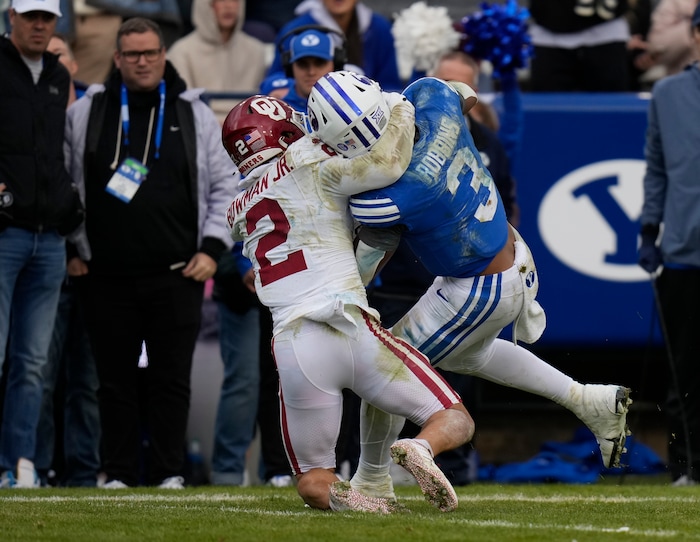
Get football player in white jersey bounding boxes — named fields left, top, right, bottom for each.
left=307, top=72, right=633, bottom=494
left=222, top=84, right=475, bottom=513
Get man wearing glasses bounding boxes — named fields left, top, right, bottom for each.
left=64, top=17, right=237, bottom=489
left=0, top=0, right=83, bottom=488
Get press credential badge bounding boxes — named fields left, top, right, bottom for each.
left=106, top=158, right=149, bottom=203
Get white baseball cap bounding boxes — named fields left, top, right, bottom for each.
left=11, top=0, right=62, bottom=16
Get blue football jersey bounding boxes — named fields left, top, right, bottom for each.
left=350, top=77, right=509, bottom=277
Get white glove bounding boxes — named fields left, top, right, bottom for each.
left=382, top=91, right=407, bottom=110
left=446, top=81, right=478, bottom=113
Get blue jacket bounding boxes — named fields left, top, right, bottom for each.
left=641, top=63, right=700, bottom=268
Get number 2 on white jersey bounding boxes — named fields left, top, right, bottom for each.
left=246, top=198, right=308, bottom=286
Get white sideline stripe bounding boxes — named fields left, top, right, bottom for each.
left=4, top=492, right=700, bottom=505
left=2, top=494, right=263, bottom=503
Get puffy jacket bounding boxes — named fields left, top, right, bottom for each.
left=0, top=36, right=83, bottom=234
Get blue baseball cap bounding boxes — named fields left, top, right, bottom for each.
left=288, top=29, right=334, bottom=64
left=693, top=4, right=700, bottom=28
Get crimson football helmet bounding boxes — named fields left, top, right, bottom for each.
left=222, top=95, right=306, bottom=176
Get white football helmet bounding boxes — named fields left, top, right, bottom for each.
left=307, top=71, right=390, bottom=158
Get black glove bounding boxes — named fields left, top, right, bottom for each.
left=638, top=223, right=662, bottom=274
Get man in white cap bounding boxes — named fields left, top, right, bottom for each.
left=6, top=0, right=62, bottom=60
left=0, top=0, right=83, bottom=488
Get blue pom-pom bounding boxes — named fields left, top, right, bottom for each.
left=460, top=0, right=533, bottom=78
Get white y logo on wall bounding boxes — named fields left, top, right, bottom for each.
left=538, top=160, right=649, bottom=282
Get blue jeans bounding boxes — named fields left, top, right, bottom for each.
left=0, top=227, right=66, bottom=471
left=35, top=277, right=100, bottom=486
left=210, top=303, right=260, bottom=485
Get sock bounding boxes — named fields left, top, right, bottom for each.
left=469, top=338, right=576, bottom=406
left=352, top=401, right=404, bottom=486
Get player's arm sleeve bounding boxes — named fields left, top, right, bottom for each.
left=330, top=99, right=416, bottom=195
left=640, top=96, right=667, bottom=226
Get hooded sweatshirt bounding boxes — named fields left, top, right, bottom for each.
left=167, top=0, right=268, bottom=121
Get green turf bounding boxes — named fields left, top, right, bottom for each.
left=2, top=482, right=699, bottom=541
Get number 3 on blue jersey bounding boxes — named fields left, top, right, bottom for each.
left=448, top=147, right=498, bottom=223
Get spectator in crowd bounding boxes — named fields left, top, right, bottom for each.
left=69, top=0, right=122, bottom=85
left=269, top=0, right=402, bottom=90
left=0, top=0, right=83, bottom=489
left=47, top=33, right=87, bottom=105
left=638, top=3, right=700, bottom=486
left=34, top=32, right=100, bottom=488
left=168, top=0, right=268, bottom=122
left=223, top=90, right=474, bottom=512
left=528, top=0, right=632, bottom=91
left=643, top=0, right=700, bottom=79
left=64, top=17, right=237, bottom=488
left=270, top=26, right=342, bottom=112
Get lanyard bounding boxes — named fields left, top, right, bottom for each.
left=120, top=80, right=166, bottom=162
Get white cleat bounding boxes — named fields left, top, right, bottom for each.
left=573, top=384, right=632, bottom=468
left=329, top=481, right=404, bottom=514
left=390, top=439, right=458, bottom=512
left=349, top=474, right=396, bottom=501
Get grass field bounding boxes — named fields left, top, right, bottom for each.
left=2, top=481, right=699, bottom=542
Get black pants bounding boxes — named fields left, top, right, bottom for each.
left=530, top=41, right=629, bottom=92
left=657, top=268, right=700, bottom=481
left=82, top=272, right=203, bottom=486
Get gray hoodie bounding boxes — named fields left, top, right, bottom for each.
left=167, top=0, right=269, bottom=121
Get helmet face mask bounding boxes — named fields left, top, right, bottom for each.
left=307, top=71, right=390, bottom=158
left=222, top=95, right=307, bottom=176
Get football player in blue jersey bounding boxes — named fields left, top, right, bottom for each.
left=307, top=71, right=633, bottom=497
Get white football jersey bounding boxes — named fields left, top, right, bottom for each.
left=227, top=100, right=415, bottom=336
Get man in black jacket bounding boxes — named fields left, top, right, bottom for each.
left=65, top=17, right=236, bottom=489
left=0, top=0, right=82, bottom=488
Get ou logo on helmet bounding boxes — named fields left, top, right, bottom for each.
left=250, top=97, right=287, bottom=120
left=538, top=159, right=650, bottom=283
